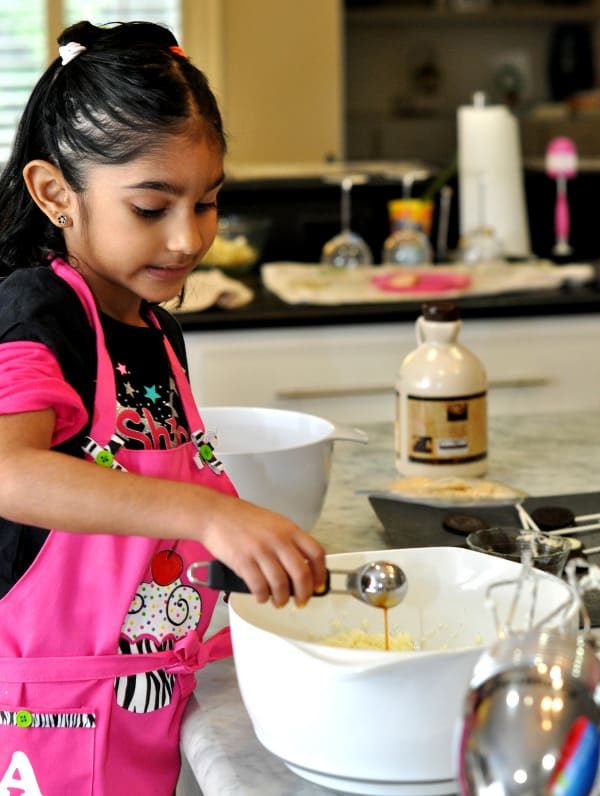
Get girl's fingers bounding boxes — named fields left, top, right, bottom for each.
left=250, top=549, right=295, bottom=607
left=244, top=545, right=322, bottom=608
left=233, top=550, right=296, bottom=607
left=295, top=534, right=328, bottom=595
left=276, top=537, right=326, bottom=608
left=275, top=550, right=313, bottom=607
left=235, top=560, right=271, bottom=604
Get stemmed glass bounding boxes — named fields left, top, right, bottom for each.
left=321, top=174, right=373, bottom=267
left=460, top=173, right=503, bottom=264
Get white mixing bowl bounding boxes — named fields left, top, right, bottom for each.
left=228, top=547, right=577, bottom=796
left=199, top=406, right=367, bottom=530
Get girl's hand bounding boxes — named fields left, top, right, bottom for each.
left=200, top=495, right=327, bottom=608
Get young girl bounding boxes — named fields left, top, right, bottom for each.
left=0, top=20, right=326, bottom=795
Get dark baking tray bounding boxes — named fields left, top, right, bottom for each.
left=369, top=491, right=600, bottom=550
left=369, top=490, right=600, bottom=626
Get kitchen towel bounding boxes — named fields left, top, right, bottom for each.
left=163, top=269, right=254, bottom=314
left=457, top=101, right=531, bottom=259
left=261, top=261, right=594, bottom=305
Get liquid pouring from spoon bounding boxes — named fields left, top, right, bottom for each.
left=187, top=559, right=408, bottom=609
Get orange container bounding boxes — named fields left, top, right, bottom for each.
left=388, top=199, right=434, bottom=235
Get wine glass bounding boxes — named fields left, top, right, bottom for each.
left=460, top=173, right=504, bottom=264
left=382, top=225, right=433, bottom=266
left=321, top=174, right=373, bottom=267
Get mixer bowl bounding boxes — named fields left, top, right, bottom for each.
left=228, top=547, right=577, bottom=796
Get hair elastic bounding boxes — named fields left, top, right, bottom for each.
left=169, top=45, right=187, bottom=59
left=59, top=42, right=87, bottom=66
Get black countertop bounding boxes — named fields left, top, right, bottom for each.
left=176, top=270, right=600, bottom=332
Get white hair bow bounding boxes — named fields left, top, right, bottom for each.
left=59, top=42, right=87, bottom=66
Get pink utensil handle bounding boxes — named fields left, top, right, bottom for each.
left=555, top=181, right=570, bottom=243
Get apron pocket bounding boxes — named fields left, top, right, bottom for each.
left=0, top=705, right=96, bottom=795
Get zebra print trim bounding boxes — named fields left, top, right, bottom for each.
left=0, top=710, right=96, bottom=728
left=115, top=637, right=175, bottom=713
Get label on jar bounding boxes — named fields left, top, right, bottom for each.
left=398, top=390, right=487, bottom=465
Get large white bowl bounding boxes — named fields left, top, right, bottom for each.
left=199, top=406, right=367, bottom=530
left=228, top=547, right=577, bottom=796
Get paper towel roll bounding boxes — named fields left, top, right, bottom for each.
left=458, top=101, right=530, bottom=259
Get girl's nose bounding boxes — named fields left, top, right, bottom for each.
left=167, top=213, right=204, bottom=257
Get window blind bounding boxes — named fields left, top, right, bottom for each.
left=0, top=3, right=46, bottom=165
left=0, top=1, right=181, bottom=166
left=64, top=1, right=181, bottom=36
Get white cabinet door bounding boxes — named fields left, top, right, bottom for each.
left=185, top=325, right=404, bottom=422
left=184, top=315, right=600, bottom=424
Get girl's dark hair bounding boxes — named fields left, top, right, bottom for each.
left=0, top=20, right=226, bottom=273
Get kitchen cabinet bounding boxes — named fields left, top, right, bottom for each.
left=185, top=1, right=600, bottom=165
left=185, top=313, right=600, bottom=424
left=345, top=0, right=600, bottom=162
left=346, top=2, right=600, bottom=26
left=186, top=0, right=344, bottom=165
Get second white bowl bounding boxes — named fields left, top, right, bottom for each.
left=199, top=406, right=367, bottom=530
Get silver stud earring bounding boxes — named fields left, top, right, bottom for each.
left=57, top=214, right=68, bottom=226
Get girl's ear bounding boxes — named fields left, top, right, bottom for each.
left=22, top=160, right=76, bottom=228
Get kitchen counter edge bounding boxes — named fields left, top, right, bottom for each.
left=173, top=277, right=600, bottom=332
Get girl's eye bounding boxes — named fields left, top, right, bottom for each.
left=133, top=206, right=165, bottom=219
left=132, top=201, right=217, bottom=219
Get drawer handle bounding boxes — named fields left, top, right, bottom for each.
left=276, top=385, right=393, bottom=400
left=276, top=377, right=553, bottom=401
left=488, top=377, right=553, bottom=390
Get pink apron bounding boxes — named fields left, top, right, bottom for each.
left=0, top=259, right=237, bottom=795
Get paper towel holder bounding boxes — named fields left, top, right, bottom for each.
left=457, top=92, right=531, bottom=260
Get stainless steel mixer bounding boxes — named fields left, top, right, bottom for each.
left=458, top=558, right=600, bottom=796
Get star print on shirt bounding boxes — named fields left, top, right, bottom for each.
left=103, top=318, right=190, bottom=450
left=144, top=385, right=160, bottom=403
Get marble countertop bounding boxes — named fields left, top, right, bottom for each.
left=179, top=411, right=600, bottom=796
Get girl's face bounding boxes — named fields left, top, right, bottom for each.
left=64, top=126, right=224, bottom=325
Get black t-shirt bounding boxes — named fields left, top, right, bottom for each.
left=101, top=312, right=190, bottom=451
left=0, top=266, right=190, bottom=596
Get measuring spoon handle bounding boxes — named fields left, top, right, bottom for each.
left=187, top=560, right=331, bottom=596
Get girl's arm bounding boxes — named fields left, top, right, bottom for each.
left=0, top=408, right=327, bottom=607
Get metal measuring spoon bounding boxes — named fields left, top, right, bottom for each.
left=329, top=560, right=408, bottom=609
left=188, top=559, right=408, bottom=609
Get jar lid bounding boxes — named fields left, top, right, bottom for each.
left=422, top=302, right=460, bottom=322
